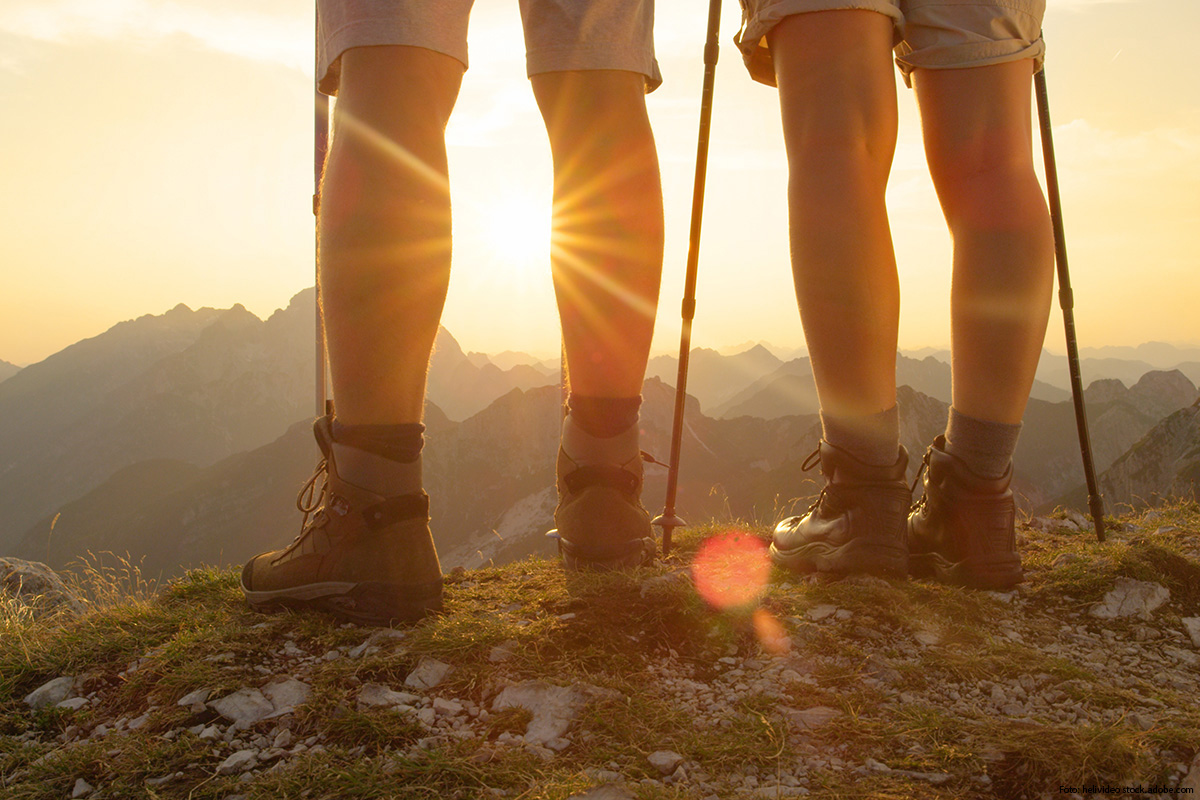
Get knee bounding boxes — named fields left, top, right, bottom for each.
left=533, top=71, right=654, bottom=157
left=935, top=158, right=1048, bottom=234
left=337, top=46, right=464, bottom=137
left=927, top=131, right=1046, bottom=228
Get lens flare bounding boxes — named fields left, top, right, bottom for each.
left=753, top=608, right=792, bottom=655
left=691, top=530, right=771, bottom=611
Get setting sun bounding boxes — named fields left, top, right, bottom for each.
left=471, top=190, right=552, bottom=276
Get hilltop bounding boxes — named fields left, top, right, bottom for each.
left=3, top=505, right=1200, bottom=799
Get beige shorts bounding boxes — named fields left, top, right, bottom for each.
left=317, top=0, right=661, bottom=96
left=735, top=0, right=1045, bottom=88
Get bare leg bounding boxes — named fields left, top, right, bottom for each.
left=770, top=11, right=900, bottom=421
left=531, top=70, right=664, bottom=399
left=319, top=46, right=464, bottom=425
left=915, top=61, right=1054, bottom=425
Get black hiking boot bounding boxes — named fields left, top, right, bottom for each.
left=241, top=416, right=443, bottom=626
left=771, top=441, right=910, bottom=577
left=908, top=436, right=1023, bottom=589
left=553, top=419, right=655, bottom=570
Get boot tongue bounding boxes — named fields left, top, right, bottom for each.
left=560, top=415, right=640, bottom=467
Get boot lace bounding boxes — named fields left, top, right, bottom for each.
left=286, top=457, right=330, bottom=547
left=909, top=446, right=933, bottom=513
left=801, top=445, right=827, bottom=514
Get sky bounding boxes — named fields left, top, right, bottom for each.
left=1, top=0, right=1198, bottom=367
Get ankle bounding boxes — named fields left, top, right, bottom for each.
left=560, top=413, right=640, bottom=467
left=330, top=419, right=425, bottom=496
left=820, top=406, right=900, bottom=467
left=566, top=394, right=642, bottom=438
left=943, top=408, right=1020, bottom=480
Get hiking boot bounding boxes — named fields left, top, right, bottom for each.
left=770, top=441, right=909, bottom=577
left=241, top=416, right=443, bottom=626
left=553, top=418, right=655, bottom=570
left=908, top=436, right=1023, bottom=589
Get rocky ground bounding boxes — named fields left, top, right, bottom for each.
left=3, top=506, right=1200, bottom=799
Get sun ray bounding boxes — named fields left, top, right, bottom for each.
left=329, top=103, right=451, bottom=198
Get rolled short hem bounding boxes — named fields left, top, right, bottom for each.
left=894, top=37, right=1045, bottom=87
left=736, top=0, right=904, bottom=87
left=318, top=21, right=469, bottom=96
left=526, top=48, right=663, bottom=93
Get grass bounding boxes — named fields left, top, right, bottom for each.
left=3, top=511, right=1200, bottom=798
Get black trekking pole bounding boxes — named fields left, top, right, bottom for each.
left=1035, top=61, right=1105, bottom=543
left=653, top=0, right=723, bottom=556
left=314, top=6, right=331, bottom=417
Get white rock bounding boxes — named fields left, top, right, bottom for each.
left=177, top=688, right=211, bottom=707
left=25, top=676, right=75, bottom=709
left=433, top=697, right=464, bottom=715
left=405, top=658, right=453, bottom=690
left=914, top=630, right=941, bottom=646
left=785, top=706, right=842, bottom=729
left=71, top=778, right=94, bottom=798
left=1181, top=617, right=1200, bottom=649
left=569, top=785, right=637, bottom=799
left=348, top=629, right=404, bottom=659
left=208, top=689, right=275, bottom=727
left=56, top=697, right=89, bottom=711
left=492, top=681, right=618, bottom=746
left=648, top=750, right=684, bottom=775
left=1, top=558, right=85, bottom=618
left=489, top=640, right=520, bottom=663
left=1181, top=751, right=1200, bottom=791
left=216, top=749, right=258, bottom=775
left=262, top=677, right=311, bottom=717
left=806, top=605, right=838, bottom=621
left=357, top=683, right=420, bottom=709
left=1089, top=578, right=1170, bottom=619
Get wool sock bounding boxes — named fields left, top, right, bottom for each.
left=943, top=407, right=1021, bottom=480
left=566, top=394, right=642, bottom=439
left=330, top=420, right=425, bottom=497
left=820, top=405, right=901, bottom=467
left=560, top=413, right=640, bottom=467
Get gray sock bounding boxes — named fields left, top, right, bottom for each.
left=944, top=407, right=1021, bottom=480
left=820, top=406, right=901, bottom=467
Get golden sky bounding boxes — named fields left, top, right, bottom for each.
left=1, top=0, right=1198, bottom=367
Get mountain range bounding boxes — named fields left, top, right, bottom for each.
left=3, top=293, right=1199, bottom=579
left=0, top=360, right=21, bottom=383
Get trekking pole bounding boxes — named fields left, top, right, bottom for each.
left=1034, top=61, right=1105, bottom=543
left=314, top=6, right=330, bottom=417
left=653, top=0, right=723, bottom=556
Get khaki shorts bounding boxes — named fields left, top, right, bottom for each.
left=735, top=0, right=1045, bottom=88
left=317, top=0, right=661, bottom=96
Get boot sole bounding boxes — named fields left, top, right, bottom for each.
left=550, top=530, right=656, bottom=571
left=909, top=551, right=1023, bottom=590
left=770, top=539, right=907, bottom=578
left=242, top=579, right=443, bottom=627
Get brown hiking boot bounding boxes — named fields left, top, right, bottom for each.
left=908, top=436, right=1023, bottom=590
left=241, top=416, right=443, bottom=626
left=553, top=419, right=655, bottom=570
left=770, top=441, right=909, bottom=577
